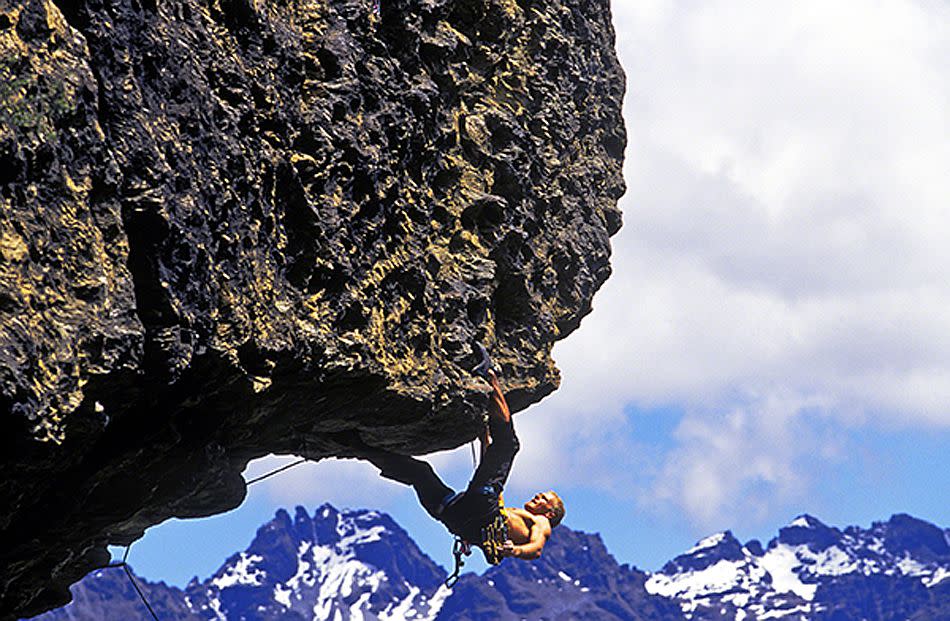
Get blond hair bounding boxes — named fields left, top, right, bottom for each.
left=548, top=492, right=565, bottom=527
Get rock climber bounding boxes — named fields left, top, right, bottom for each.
left=345, top=346, right=565, bottom=567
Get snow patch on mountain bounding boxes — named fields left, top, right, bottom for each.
left=272, top=583, right=292, bottom=608
left=925, top=566, right=949, bottom=587
left=757, top=546, right=816, bottom=600
left=210, top=553, right=265, bottom=589
left=647, top=558, right=765, bottom=614
left=788, top=516, right=813, bottom=529
left=686, top=532, right=727, bottom=555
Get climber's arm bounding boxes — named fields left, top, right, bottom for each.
left=487, top=370, right=510, bottom=423
left=478, top=367, right=508, bottom=459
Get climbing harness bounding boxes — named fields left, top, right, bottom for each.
left=443, top=505, right=509, bottom=587
left=479, top=508, right=510, bottom=565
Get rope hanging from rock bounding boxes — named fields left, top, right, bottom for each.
left=93, top=455, right=312, bottom=620
left=103, top=542, right=160, bottom=621
left=244, top=457, right=309, bottom=486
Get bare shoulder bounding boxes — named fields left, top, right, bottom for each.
left=509, top=508, right=551, bottom=533
left=506, top=507, right=533, bottom=521
left=504, top=507, right=532, bottom=528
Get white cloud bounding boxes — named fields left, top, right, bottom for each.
left=516, top=0, right=950, bottom=525
left=614, top=0, right=950, bottom=421
left=647, top=395, right=835, bottom=529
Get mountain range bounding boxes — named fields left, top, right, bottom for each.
left=25, top=505, right=950, bottom=620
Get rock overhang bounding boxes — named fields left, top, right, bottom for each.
left=0, top=0, right=626, bottom=616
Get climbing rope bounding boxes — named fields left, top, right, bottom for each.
left=103, top=542, right=159, bottom=621
left=95, top=454, right=312, bottom=619
left=245, top=457, right=309, bottom=486
left=444, top=432, right=490, bottom=587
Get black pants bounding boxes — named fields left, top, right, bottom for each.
left=366, top=415, right=520, bottom=541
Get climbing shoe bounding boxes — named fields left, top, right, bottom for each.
left=472, top=343, right=495, bottom=379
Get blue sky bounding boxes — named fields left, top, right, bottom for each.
left=120, top=0, right=950, bottom=584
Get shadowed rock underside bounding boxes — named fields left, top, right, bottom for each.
left=0, top=0, right=625, bottom=617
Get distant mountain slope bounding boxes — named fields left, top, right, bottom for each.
left=27, top=504, right=449, bottom=621
left=647, top=513, right=950, bottom=620
left=181, top=504, right=449, bottom=620
left=22, top=568, right=199, bottom=621
left=25, top=508, right=949, bottom=621
left=436, top=526, right=681, bottom=621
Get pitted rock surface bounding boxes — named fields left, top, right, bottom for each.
left=0, top=0, right=625, bottom=616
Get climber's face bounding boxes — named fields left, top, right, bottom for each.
left=524, top=491, right=558, bottom=516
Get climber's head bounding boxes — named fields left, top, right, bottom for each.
left=524, top=490, right=565, bottom=527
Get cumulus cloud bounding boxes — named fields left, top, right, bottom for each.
left=601, top=0, right=950, bottom=418
left=646, top=395, right=838, bottom=528
left=514, top=0, right=950, bottom=525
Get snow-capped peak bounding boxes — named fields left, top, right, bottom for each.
left=788, top=514, right=820, bottom=529
left=686, top=532, right=728, bottom=555
left=775, top=514, right=840, bottom=551
left=184, top=505, right=448, bottom=621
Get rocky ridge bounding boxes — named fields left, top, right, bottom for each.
left=0, top=0, right=625, bottom=617
left=27, top=504, right=679, bottom=621
left=646, top=513, right=950, bottom=620
left=182, top=504, right=449, bottom=620
left=26, top=506, right=950, bottom=621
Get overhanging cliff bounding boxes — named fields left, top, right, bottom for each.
left=0, top=0, right=625, bottom=616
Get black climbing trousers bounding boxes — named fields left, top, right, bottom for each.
left=366, top=414, right=520, bottom=542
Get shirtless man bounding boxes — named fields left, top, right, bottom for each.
left=349, top=356, right=564, bottom=564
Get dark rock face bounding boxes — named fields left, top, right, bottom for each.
left=872, top=514, right=950, bottom=561
left=774, top=514, right=842, bottom=552
left=0, top=0, right=626, bottom=616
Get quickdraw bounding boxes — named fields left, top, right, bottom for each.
left=445, top=536, right=471, bottom=587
